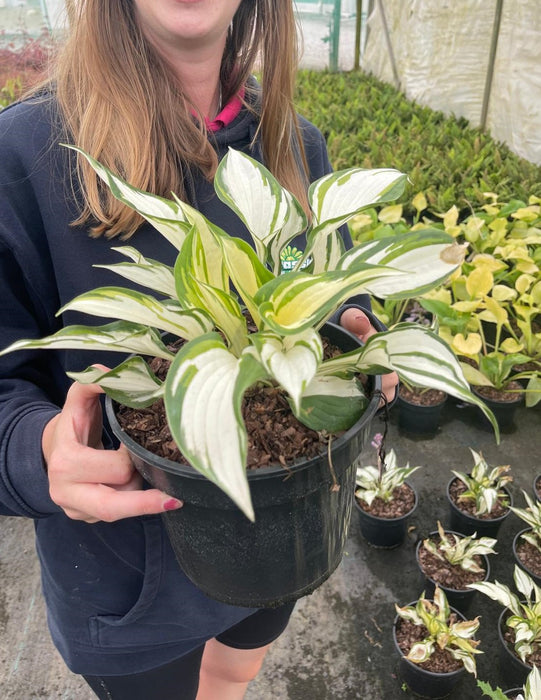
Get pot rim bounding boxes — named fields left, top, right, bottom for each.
left=105, top=322, right=383, bottom=482
left=353, top=481, right=418, bottom=523
left=446, top=477, right=513, bottom=522
left=512, top=528, right=541, bottom=583
left=397, top=390, right=448, bottom=408
left=392, top=605, right=468, bottom=679
left=471, top=384, right=524, bottom=405
left=415, top=530, right=490, bottom=593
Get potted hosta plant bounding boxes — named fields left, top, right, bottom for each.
left=447, top=448, right=513, bottom=538
left=470, top=566, right=541, bottom=689
left=354, top=440, right=421, bottom=548
left=416, top=520, right=497, bottom=613
left=478, top=665, right=541, bottom=700
left=396, top=379, right=448, bottom=437
left=0, top=146, right=499, bottom=608
left=510, top=491, right=541, bottom=585
left=393, top=585, right=482, bottom=698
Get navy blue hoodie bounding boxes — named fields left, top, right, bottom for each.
left=0, top=88, right=373, bottom=675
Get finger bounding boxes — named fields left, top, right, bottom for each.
left=60, top=485, right=183, bottom=523
left=340, top=308, right=373, bottom=340
left=63, top=380, right=105, bottom=445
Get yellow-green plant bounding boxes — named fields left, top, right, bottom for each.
left=510, top=491, right=541, bottom=553
left=395, top=586, right=482, bottom=676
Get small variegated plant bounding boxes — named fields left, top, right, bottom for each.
left=470, top=565, right=541, bottom=664
left=395, top=585, right=482, bottom=676
left=422, top=521, right=497, bottom=573
left=0, top=147, right=498, bottom=520
left=478, top=665, right=541, bottom=700
left=355, top=447, right=420, bottom=506
left=510, top=491, right=541, bottom=553
left=452, top=448, right=512, bottom=517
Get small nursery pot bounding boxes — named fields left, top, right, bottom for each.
left=471, top=385, right=524, bottom=433
left=393, top=604, right=467, bottom=698
left=498, top=608, right=533, bottom=689
left=397, top=392, right=447, bottom=437
left=106, top=323, right=382, bottom=608
left=415, top=531, right=490, bottom=614
left=354, top=483, right=418, bottom=549
left=512, top=528, right=541, bottom=586
left=533, top=474, right=541, bottom=503
left=446, top=477, right=512, bottom=538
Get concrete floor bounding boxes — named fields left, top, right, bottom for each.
left=1, top=400, right=540, bottom=699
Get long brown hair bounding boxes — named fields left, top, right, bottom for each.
left=53, top=0, right=309, bottom=238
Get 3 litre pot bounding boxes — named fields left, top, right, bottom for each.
left=354, top=482, right=418, bottom=549
left=106, top=323, right=382, bottom=608
left=393, top=604, right=468, bottom=698
left=397, top=391, right=447, bottom=437
left=471, top=385, right=523, bottom=433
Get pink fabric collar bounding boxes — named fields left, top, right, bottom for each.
left=204, top=88, right=245, bottom=132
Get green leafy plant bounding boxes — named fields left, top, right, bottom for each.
left=422, top=521, right=497, bottom=573
left=395, top=586, right=482, bottom=676
left=451, top=448, right=512, bottom=516
left=510, top=491, right=541, bottom=553
left=470, top=565, right=541, bottom=664
left=478, top=665, right=541, bottom=699
left=355, top=446, right=421, bottom=507
left=0, top=147, right=498, bottom=520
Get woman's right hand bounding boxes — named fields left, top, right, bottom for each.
left=42, top=380, right=183, bottom=523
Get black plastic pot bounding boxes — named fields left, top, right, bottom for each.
left=533, top=474, right=541, bottom=503
left=447, top=477, right=512, bottom=538
left=498, top=608, right=532, bottom=689
left=471, top=385, right=523, bottom=433
left=354, top=483, right=417, bottom=549
left=397, top=393, right=447, bottom=437
left=504, top=691, right=522, bottom=700
left=106, top=323, right=382, bottom=608
left=512, top=528, right=541, bottom=585
left=415, top=530, right=490, bottom=614
left=393, top=605, right=467, bottom=698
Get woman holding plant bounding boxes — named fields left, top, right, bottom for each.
left=0, top=1, right=398, bottom=698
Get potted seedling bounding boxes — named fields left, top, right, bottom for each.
left=416, top=520, right=497, bottom=613
left=0, top=147, right=499, bottom=607
left=478, top=664, right=541, bottom=699
left=396, top=378, right=448, bottom=437
left=470, top=566, right=541, bottom=689
left=510, top=491, right=541, bottom=585
left=354, top=439, right=421, bottom=548
left=447, top=448, right=513, bottom=538
left=393, top=585, right=482, bottom=698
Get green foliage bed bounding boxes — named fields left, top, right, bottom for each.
left=295, top=70, right=541, bottom=219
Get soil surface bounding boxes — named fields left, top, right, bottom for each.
left=448, top=477, right=510, bottom=520
left=515, top=535, right=541, bottom=578
left=398, top=385, right=446, bottom=406
left=115, top=335, right=353, bottom=470
left=474, top=380, right=523, bottom=403
left=417, top=533, right=487, bottom=590
left=395, top=616, right=466, bottom=673
left=355, top=482, right=415, bottom=519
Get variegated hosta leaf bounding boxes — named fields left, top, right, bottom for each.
left=0, top=321, right=174, bottom=360
left=67, top=357, right=163, bottom=408
left=406, top=641, right=434, bottom=664
left=307, top=166, right=407, bottom=241
left=342, top=323, right=499, bottom=439
left=292, top=375, right=368, bottom=432
left=164, top=333, right=268, bottom=521
left=525, top=665, right=541, bottom=698
left=468, top=580, right=521, bottom=615
left=249, top=329, right=322, bottom=413
left=58, top=287, right=214, bottom=340
left=65, top=145, right=189, bottom=250
left=514, top=565, right=538, bottom=600
left=308, top=230, right=346, bottom=274
left=337, top=230, right=467, bottom=299
left=95, top=246, right=176, bottom=298
left=214, top=148, right=307, bottom=272
left=216, top=234, right=275, bottom=327
left=395, top=603, right=422, bottom=624
left=254, top=265, right=399, bottom=335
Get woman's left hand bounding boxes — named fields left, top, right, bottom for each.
left=340, top=308, right=399, bottom=406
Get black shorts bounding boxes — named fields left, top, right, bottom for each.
left=83, top=602, right=295, bottom=700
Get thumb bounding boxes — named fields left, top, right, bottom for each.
left=65, top=380, right=105, bottom=446
left=340, top=308, right=373, bottom=340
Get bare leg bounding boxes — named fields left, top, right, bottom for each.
left=196, top=638, right=271, bottom=700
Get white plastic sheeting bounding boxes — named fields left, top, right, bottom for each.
left=362, top=0, right=541, bottom=165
